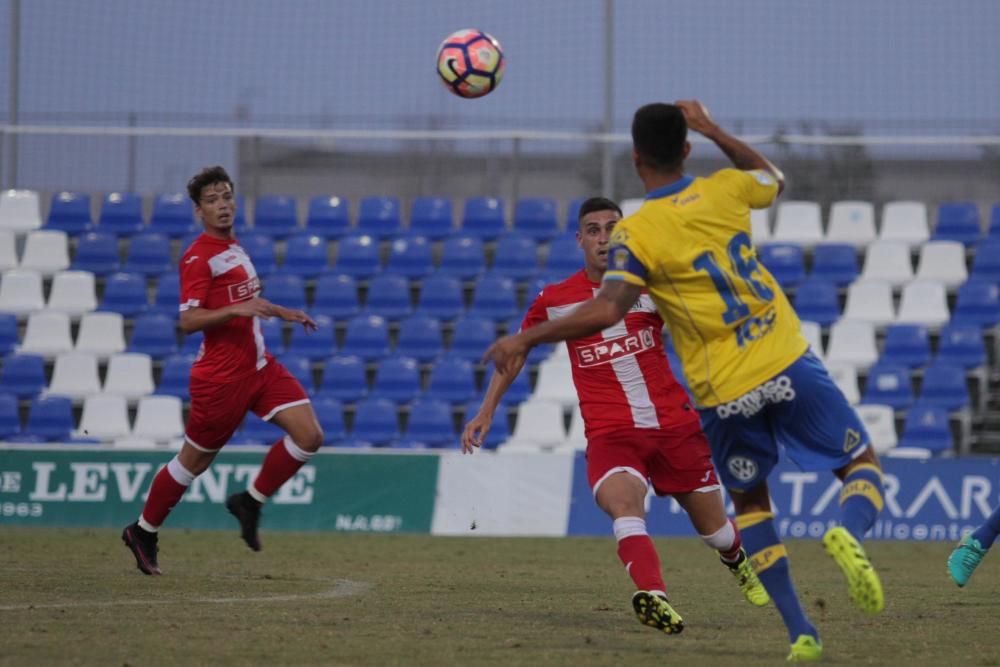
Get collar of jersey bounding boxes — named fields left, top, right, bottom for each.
left=645, top=174, right=695, bottom=200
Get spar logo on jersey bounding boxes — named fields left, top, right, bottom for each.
left=576, top=326, right=656, bottom=367
left=228, top=276, right=261, bottom=302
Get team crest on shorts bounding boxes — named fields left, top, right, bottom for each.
left=727, top=456, right=758, bottom=483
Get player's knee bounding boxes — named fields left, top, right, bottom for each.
left=298, top=425, right=324, bottom=452
left=600, top=494, right=645, bottom=519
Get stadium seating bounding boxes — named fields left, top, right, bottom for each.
left=72, top=232, right=121, bottom=276
left=492, top=233, right=539, bottom=281
left=409, top=197, right=454, bottom=240
left=514, top=197, right=559, bottom=241
left=348, top=397, right=400, bottom=447
left=128, top=313, right=180, bottom=359
left=46, top=191, right=92, bottom=235
left=77, top=394, right=131, bottom=441
left=880, top=201, right=930, bottom=248
left=357, top=196, right=402, bottom=239
left=970, top=239, right=1000, bottom=283
left=20, top=311, right=73, bottom=357
left=426, top=355, right=476, bottom=404
left=463, top=399, right=509, bottom=449
left=0, top=269, right=45, bottom=317
left=855, top=403, right=897, bottom=454
left=311, top=395, right=346, bottom=445
left=402, top=397, right=456, bottom=448
left=861, top=364, right=914, bottom=410
left=333, top=234, right=381, bottom=279
left=149, top=273, right=180, bottom=316
left=237, top=413, right=284, bottom=445
left=937, top=324, right=986, bottom=368
left=880, top=324, right=930, bottom=369
left=20, top=230, right=70, bottom=276
left=416, top=273, right=465, bottom=321
left=501, top=399, right=566, bottom=450
left=282, top=233, right=330, bottom=278
left=898, top=403, right=953, bottom=454
left=341, top=314, right=390, bottom=360
left=461, top=197, right=506, bottom=240
left=773, top=201, right=823, bottom=246
left=826, top=201, right=876, bottom=247
left=826, top=319, right=878, bottom=370
left=565, top=198, right=585, bottom=230
left=860, top=241, right=913, bottom=286
left=0, top=354, right=44, bottom=398
left=370, top=355, right=421, bottom=404
left=0, top=315, right=17, bottom=356
left=396, top=314, right=445, bottom=362
left=0, top=231, right=16, bottom=272
left=46, top=270, right=98, bottom=318
left=759, top=244, right=805, bottom=288
left=800, top=321, right=823, bottom=358
left=544, top=234, right=584, bottom=278
left=240, top=233, right=278, bottom=276
left=47, top=352, right=102, bottom=400
left=156, top=354, right=195, bottom=401
left=531, top=356, right=577, bottom=408
left=620, top=198, right=644, bottom=217
left=99, top=193, right=144, bottom=236
left=915, top=241, right=967, bottom=288
left=318, top=355, right=368, bottom=403
left=750, top=208, right=771, bottom=243
left=951, top=280, right=1000, bottom=328
left=0, top=392, right=20, bottom=440
left=277, top=354, right=314, bottom=394
left=918, top=361, right=970, bottom=412
left=932, top=202, right=981, bottom=246
left=259, top=318, right=285, bottom=355
left=150, top=193, right=196, bottom=238
left=386, top=235, right=434, bottom=279
left=254, top=195, right=298, bottom=238
left=312, top=273, right=361, bottom=319
left=124, top=232, right=172, bottom=276
left=826, top=362, right=860, bottom=405
left=100, top=272, right=149, bottom=317
left=810, top=243, right=858, bottom=286
left=842, top=280, right=895, bottom=326
left=263, top=273, right=307, bottom=311
left=449, top=314, right=496, bottom=361
left=75, top=312, right=126, bottom=358
left=286, top=315, right=335, bottom=360
left=989, top=203, right=1000, bottom=239
left=469, top=274, right=517, bottom=321
left=306, top=196, right=351, bottom=239
left=439, top=235, right=486, bottom=280
left=132, top=395, right=185, bottom=443
left=482, top=366, right=532, bottom=407
left=22, top=395, right=75, bottom=442
left=0, top=189, right=43, bottom=234
left=564, top=405, right=587, bottom=450
left=365, top=273, right=413, bottom=320
left=895, top=280, right=950, bottom=327
left=104, top=353, right=155, bottom=400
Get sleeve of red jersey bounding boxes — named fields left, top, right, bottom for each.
left=179, top=254, right=212, bottom=312
left=519, top=288, right=549, bottom=331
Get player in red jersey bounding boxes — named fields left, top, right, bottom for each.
left=462, top=197, right=768, bottom=633
left=122, top=166, right=324, bottom=575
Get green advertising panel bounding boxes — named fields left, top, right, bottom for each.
left=0, top=447, right=439, bottom=533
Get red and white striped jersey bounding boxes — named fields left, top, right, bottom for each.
left=179, top=234, right=270, bottom=383
left=521, top=270, right=697, bottom=440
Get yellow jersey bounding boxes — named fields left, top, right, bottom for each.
left=604, top=169, right=808, bottom=407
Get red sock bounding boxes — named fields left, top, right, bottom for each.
left=139, top=457, right=196, bottom=530
left=250, top=436, right=314, bottom=500
left=614, top=517, right=665, bottom=594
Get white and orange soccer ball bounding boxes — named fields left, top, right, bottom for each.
left=436, top=29, right=505, bottom=99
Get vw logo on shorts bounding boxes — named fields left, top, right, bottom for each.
left=727, top=456, right=758, bottom=483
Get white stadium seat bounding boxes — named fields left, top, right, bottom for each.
left=842, top=280, right=896, bottom=327
left=860, top=241, right=913, bottom=287
left=800, top=320, right=824, bottom=359
left=620, top=198, right=645, bottom=218
left=132, top=395, right=185, bottom=442
left=103, top=352, right=155, bottom=400
left=826, top=320, right=878, bottom=371
left=826, top=362, right=861, bottom=405
left=563, top=404, right=587, bottom=450
left=47, top=352, right=102, bottom=401
left=0, top=230, right=18, bottom=271
left=915, top=241, right=967, bottom=289
left=0, top=189, right=42, bottom=233
left=854, top=403, right=897, bottom=455
left=19, top=310, right=73, bottom=358
left=773, top=201, right=823, bottom=247
left=19, top=230, right=70, bottom=276
left=75, top=312, right=126, bottom=358
left=501, top=399, right=566, bottom=451
left=531, top=356, right=578, bottom=408
left=77, top=394, right=131, bottom=441
left=750, top=208, right=771, bottom=244
left=46, top=270, right=98, bottom=318
left=826, top=201, right=876, bottom=248
left=0, top=269, right=45, bottom=316
left=880, top=201, right=930, bottom=249
left=896, top=280, right=950, bottom=327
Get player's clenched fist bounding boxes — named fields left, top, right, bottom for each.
left=674, top=99, right=717, bottom=136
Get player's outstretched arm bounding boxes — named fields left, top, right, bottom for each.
left=179, top=297, right=274, bottom=334
left=269, top=303, right=319, bottom=332
left=675, top=99, right=785, bottom=195
left=460, top=351, right=527, bottom=454
left=483, top=281, right=641, bottom=375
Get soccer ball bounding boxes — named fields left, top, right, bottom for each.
left=436, top=29, right=505, bottom=99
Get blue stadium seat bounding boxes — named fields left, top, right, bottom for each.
left=544, top=234, right=584, bottom=279
left=157, top=354, right=194, bottom=400
left=341, top=314, right=390, bottom=360
left=527, top=342, right=556, bottom=365
left=277, top=353, right=315, bottom=394
left=260, top=317, right=285, bottom=355
left=309, top=395, right=346, bottom=445
left=933, top=202, right=981, bottom=246
left=386, top=236, right=434, bottom=279
left=402, top=397, right=455, bottom=448
left=365, top=272, right=412, bottom=321
left=937, top=323, right=986, bottom=368
left=565, top=197, right=585, bottom=231
left=918, top=361, right=969, bottom=412
left=416, top=273, right=465, bottom=321
left=811, top=244, right=859, bottom=286
left=357, top=196, right=402, bottom=239
left=312, top=273, right=361, bottom=320
left=469, top=274, right=517, bottom=321
left=306, top=196, right=351, bottom=239
left=22, top=396, right=74, bottom=442
left=281, top=233, right=330, bottom=278
left=899, top=403, right=953, bottom=454
left=348, top=397, right=400, bottom=447
left=449, top=314, right=496, bottom=361
left=239, top=232, right=277, bottom=276
left=461, top=197, right=506, bottom=240
left=759, top=244, right=806, bottom=288
left=263, top=273, right=307, bottom=311
left=99, top=192, right=144, bottom=236
left=231, top=195, right=247, bottom=233
left=793, top=278, right=840, bottom=327
left=0, top=314, right=18, bottom=355
left=0, top=392, right=21, bottom=439
left=395, top=314, right=444, bottom=362
left=426, top=355, right=476, bottom=404
left=880, top=324, right=930, bottom=369
left=149, top=193, right=196, bottom=238
left=514, top=197, right=559, bottom=241
left=989, top=203, right=1000, bottom=239
left=181, top=332, right=204, bottom=355
left=463, top=399, right=509, bottom=449
left=123, top=232, right=172, bottom=276
left=491, top=233, right=539, bottom=281
left=951, top=279, right=1000, bottom=328
left=439, top=235, right=486, bottom=280
left=253, top=195, right=298, bottom=239
left=370, top=355, right=421, bottom=404
left=72, top=231, right=120, bottom=276
left=970, top=239, right=1000, bottom=283
left=318, top=355, right=368, bottom=403
left=483, top=366, right=532, bottom=406
left=409, top=197, right=454, bottom=240
left=46, top=191, right=92, bottom=235
left=287, top=315, right=335, bottom=360
left=100, top=272, right=148, bottom=317
left=861, top=364, right=914, bottom=410
left=333, top=234, right=381, bottom=279
left=128, top=313, right=179, bottom=359
left=149, top=273, right=180, bottom=317
left=238, top=413, right=285, bottom=445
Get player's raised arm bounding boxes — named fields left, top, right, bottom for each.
left=675, top=99, right=785, bottom=195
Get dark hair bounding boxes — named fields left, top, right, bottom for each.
left=631, top=103, right=687, bottom=172
left=577, top=196, right=622, bottom=224
left=187, top=166, right=234, bottom=204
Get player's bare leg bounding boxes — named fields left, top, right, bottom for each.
left=674, top=489, right=769, bottom=607
left=596, top=471, right=684, bottom=634
left=227, top=404, right=324, bottom=551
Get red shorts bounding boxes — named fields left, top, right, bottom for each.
left=586, top=420, right=720, bottom=497
left=184, top=360, right=310, bottom=451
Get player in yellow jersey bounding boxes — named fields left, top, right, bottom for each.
left=485, top=100, right=886, bottom=662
